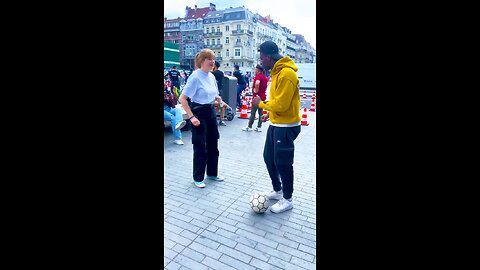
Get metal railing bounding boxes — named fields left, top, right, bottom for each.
left=231, top=29, right=245, bottom=35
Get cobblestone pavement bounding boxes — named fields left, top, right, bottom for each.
left=164, top=102, right=317, bottom=270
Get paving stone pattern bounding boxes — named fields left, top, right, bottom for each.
left=164, top=105, right=316, bottom=270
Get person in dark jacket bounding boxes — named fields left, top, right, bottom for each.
left=233, top=64, right=246, bottom=109
left=211, top=60, right=227, bottom=126
left=167, top=66, right=180, bottom=90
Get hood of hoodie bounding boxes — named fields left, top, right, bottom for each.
left=270, top=56, right=298, bottom=76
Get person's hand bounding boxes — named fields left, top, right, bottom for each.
left=261, top=111, right=269, bottom=122
left=215, top=95, right=222, bottom=103
left=252, top=96, right=261, bottom=107
left=191, top=116, right=200, bottom=126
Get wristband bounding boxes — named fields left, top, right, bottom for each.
left=189, top=115, right=196, bottom=120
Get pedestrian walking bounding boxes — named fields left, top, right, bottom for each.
left=242, top=64, right=268, bottom=132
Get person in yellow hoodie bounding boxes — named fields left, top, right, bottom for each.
left=252, top=41, right=301, bottom=213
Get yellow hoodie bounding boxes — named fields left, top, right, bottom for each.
left=258, top=56, right=301, bottom=125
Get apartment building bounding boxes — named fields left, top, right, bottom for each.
left=202, top=9, right=225, bottom=67
left=203, top=7, right=257, bottom=74
left=179, top=4, right=216, bottom=69
left=294, top=34, right=316, bottom=63
left=163, top=17, right=182, bottom=45
left=282, top=26, right=297, bottom=61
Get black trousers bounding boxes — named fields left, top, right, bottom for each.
left=263, top=125, right=301, bottom=199
left=171, top=80, right=180, bottom=90
left=191, top=103, right=220, bottom=182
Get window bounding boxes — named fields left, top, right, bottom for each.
left=235, top=49, right=240, bottom=56
left=206, top=28, right=209, bottom=34
left=206, top=39, right=210, bottom=45
left=226, top=49, right=230, bottom=57
left=212, top=39, right=215, bottom=45
left=216, top=27, right=220, bottom=33
left=237, top=24, right=241, bottom=30
left=225, top=37, right=229, bottom=44
left=226, top=25, right=229, bottom=31
left=217, top=38, right=220, bottom=44
left=211, top=27, right=214, bottom=33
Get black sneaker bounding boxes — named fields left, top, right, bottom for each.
left=218, top=120, right=227, bottom=126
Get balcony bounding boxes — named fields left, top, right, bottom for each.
left=234, top=42, right=242, bottom=47
left=216, top=56, right=222, bottom=61
left=231, top=29, right=245, bottom=35
left=210, top=44, right=223, bottom=49
left=246, top=30, right=253, bottom=36
left=205, top=31, right=223, bottom=37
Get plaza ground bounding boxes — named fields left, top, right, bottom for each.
left=164, top=99, right=317, bottom=270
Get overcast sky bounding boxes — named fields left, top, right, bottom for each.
left=164, top=0, right=316, bottom=50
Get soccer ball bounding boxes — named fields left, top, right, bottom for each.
left=249, top=192, right=269, bottom=213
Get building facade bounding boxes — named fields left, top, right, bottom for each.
left=294, top=34, right=316, bottom=63
left=203, top=7, right=257, bottom=74
left=164, top=4, right=315, bottom=72
left=164, top=17, right=182, bottom=45
left=179, top=4, right=216, bottom=69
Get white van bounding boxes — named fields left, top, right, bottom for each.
left=296, top=63, right=316, bottom=90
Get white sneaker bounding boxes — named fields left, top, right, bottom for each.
left=173, top=139, right=184, bottom=145
left=175, top=120, right=186, bottom=130
left=254, top=127, right=262, bottom=132
left=266, top=190, right=283, bottom=200
left=242, top=126, right=253, bottom=131
left=270, top=198, right=293, bottom=213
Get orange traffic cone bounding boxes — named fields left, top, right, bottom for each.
left=247, top=96, right=252, bottom=110
left=301, top=108, right=309, bottom=126
left=239, top=99, right=249, bottom=119
left=302, top=90, right=307, bottom=99
left=262, top=109, right=268, bottom=116
left=245, top=86, right=250, bottom=96
left=312, top=91, right=316, bottom=99
left=309, top=97, right=316, bottom=112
